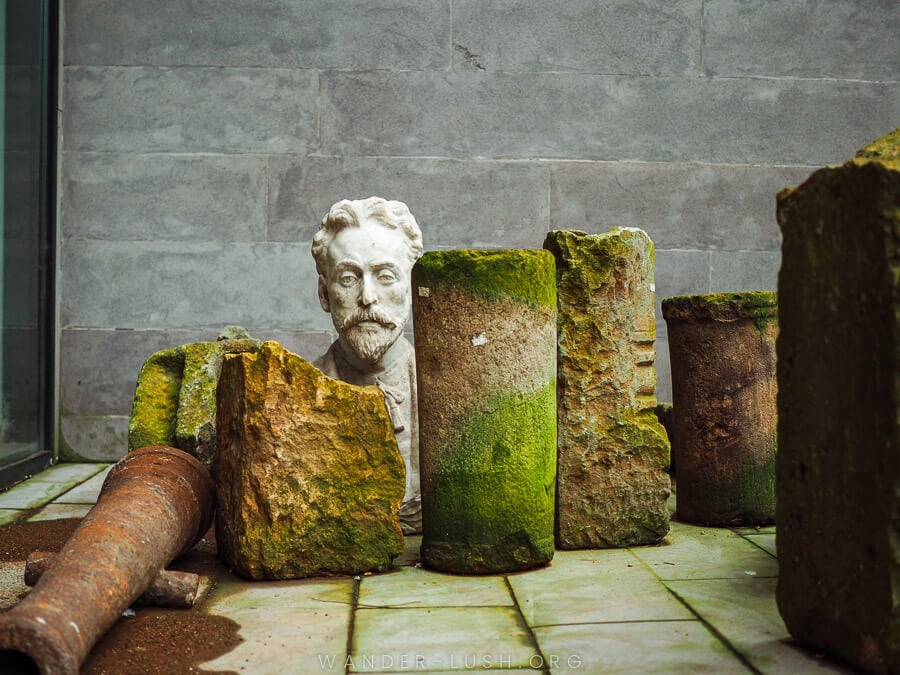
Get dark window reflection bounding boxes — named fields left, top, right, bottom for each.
left=1, top=0, right=52, bottom=476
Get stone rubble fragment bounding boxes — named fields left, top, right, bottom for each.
left=215, top=341, right=405, bottom=580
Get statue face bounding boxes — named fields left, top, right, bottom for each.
left=320, top=219, right=412, bottom=365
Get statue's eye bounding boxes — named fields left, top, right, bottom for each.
left=338, top=273, right=358, bottom=287
left=378, top=270, right=398, bottom=284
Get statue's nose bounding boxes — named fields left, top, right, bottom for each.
left=360, top=275, right=378, bottom=306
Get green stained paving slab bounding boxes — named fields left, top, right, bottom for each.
left=52, top=465, right=113, bottom=504
left=733, top=525, right=777, bottom=535
left=0, top=509, right=22, bottom=526
left=27, top=503, right=92, bottom=521
left=28, top=463, right=108, bottom=484
left=0, top=464, right=108, bottom=510
left=532, top=621, right=750, bottom=674
left=743, top=533, right=777, bottom=558
left=199, top=603, right=350, bottom=674
left=358, top=566, right=513, bottom=609
left=351, top=606, right=537, bottom=672
left=507, top=549, right=692, bottom=627
left=631, top=522, right=778, bottom=580
left=401, top=671, right=539, bottom=674
left=200, top=576, right=355, bottom=674
left=0, top=479, right=79, bottom=509
left=665, top=578, right=856, bottom=674
left=392, top=535, right=422, bottom=567
left=205, top=575, right=354, bottom=612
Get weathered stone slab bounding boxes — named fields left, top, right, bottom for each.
left=214, top=341, right=404, bottom=580
left=413, top=249, right=557, bottom=573
left=544, top=229, right=670, bottom=549
left=64, top=66, right=317, bottom=154
left=320, top=70, right=898, bottom=165
left=128, top=330, right=260, bottom=467
left=60, top=240, right=325, bottom=330
left=452, top=0, right=701, bottom=75
left=775, top=128, right=900, bottom=672
left=663, top=292, right=777, bottom=526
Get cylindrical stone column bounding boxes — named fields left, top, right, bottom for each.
left=412, top=249, right=557, bottom=573
left=662, top=292, right=778, bottom=526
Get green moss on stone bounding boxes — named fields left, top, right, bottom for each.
left=662, top=291, right=777, bottom=333
left=413, top=249, right=556, bottom=308
left=664, top=290, right=777, bottom=312
left=175, top=342, right=227, bottom=467
left=607, top=409, right=672, bottom=470
left=544, top=228, right=653, bottom=293
left=679, top=453, right=776, bottom=526
left=421, top=381, right=556, bottom=573
left=128, top=338, right=261, bottom=465
left=854, top=127, right=900, bottom=165
left=128, top=348, right=185, bottom=451
left=774, top=128, right=900, bottom=670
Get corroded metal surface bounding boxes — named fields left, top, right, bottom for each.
left=0, top=446, right=214, bottom=674
left=25, top=552, right=200, bottom=608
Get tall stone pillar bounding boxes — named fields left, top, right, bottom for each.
left=776, top=128, right=900, bottom=673
left=544, top=228, right=670, bottom=549
left=663, top=292, right=778, bottom=526
left=412, top=249, right=557, bottom=573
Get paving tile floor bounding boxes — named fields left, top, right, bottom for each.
left=0, top=463, right=856, bottom=674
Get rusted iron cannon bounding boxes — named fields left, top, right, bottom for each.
left=0, top=446, right=214, bottom=675
left=25, top=552, right=200, bottom=608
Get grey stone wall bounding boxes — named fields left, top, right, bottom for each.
left=58, top=0, right=900, bottom=460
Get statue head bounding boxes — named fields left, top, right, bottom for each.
left=312, top=197, right=423, bottom=366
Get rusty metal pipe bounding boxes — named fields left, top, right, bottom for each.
left=0, top=446, right=214, bottom=675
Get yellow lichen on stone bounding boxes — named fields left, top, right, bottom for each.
left=128, top=348, right=184, bottom=452
left=128, top=337, right=261, bottom=467
left=215, top=341, right=405, bottom=580
left=545, top=228, right=671, bottom=549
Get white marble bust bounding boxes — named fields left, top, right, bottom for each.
left=311, top=197, right=424, bottom=534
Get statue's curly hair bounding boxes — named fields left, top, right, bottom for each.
left=311, top=197, right=423, bottom=275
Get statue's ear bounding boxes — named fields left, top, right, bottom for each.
left=318, top=275, right=331, bottom=312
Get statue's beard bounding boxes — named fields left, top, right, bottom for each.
left=339, top=308, right=406, bottom=365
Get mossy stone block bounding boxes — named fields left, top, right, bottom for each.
left=128, top=336, right=261, bottom=467
left=128, top=348, right=184, bottom=452
left=215, top=341, right=405, bottom=580
left=413, top=249, right=557, bottom=573
left=544, top=228, right=671, bottom=549
left=776, top=129, right=900, bottom=672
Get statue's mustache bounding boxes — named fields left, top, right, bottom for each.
left=341, top=309, right=399, bottom=332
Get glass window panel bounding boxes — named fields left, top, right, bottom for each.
left=0, top=0, right=53, bottom=484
